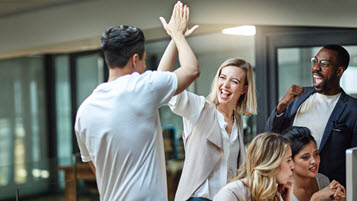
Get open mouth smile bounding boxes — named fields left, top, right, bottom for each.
left=309, top=166, right=318, bottom=172
left=220, top=89, right=231, bottom=99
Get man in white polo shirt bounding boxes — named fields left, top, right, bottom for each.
left=266, top=45, right=357, bottom=186
left=74, top=2, right=200, bottom=200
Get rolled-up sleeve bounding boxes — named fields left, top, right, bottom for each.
left=168, top=90, right=205, bottom=139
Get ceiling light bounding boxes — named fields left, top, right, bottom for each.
left=222, top=25, right=256, bottom=36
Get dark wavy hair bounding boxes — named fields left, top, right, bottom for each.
left=281, top=126, right=316, bottom=159
left=323, top=44, right=350, bottom=70
left=101, top=25, right=145, bottom=68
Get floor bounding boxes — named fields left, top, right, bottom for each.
left=21, top=193, right=99, bottom=201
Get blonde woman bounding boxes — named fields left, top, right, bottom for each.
left=213, top=133, right=295, bottom=201
left=158, top=30, right=257, bottom=200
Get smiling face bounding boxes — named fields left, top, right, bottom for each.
left=276, top=146, right=294, bottom=185
left=216, top=66, right=248, bottom=107
left=312, top=48, right=343, bottom=95
left=293, top=140, right=320, bottom=179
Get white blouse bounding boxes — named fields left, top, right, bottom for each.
left=169, top=90, right=242, bottom=199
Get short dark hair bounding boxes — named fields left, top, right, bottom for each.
left=323, top=44, right=350, bottom=70
left=281, top=126, right=316, bottom=159
left=101, top=25, right=145, bottom=68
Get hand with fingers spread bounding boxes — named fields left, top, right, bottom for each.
left=157, top=1, right=199, bottom=95
left=182, top=6, right=199, bottom=37
left=159, top=1, right=188, bottom=37
left=277, top=85, right=306, bottom=115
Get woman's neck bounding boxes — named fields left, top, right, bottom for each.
left=293, top=175, right=319, bottom=201
left=293, top=174, right=316, bottom=190
left=216, top=103, right=234, bottom=118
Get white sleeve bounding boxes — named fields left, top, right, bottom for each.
left=74, top=116, right=91, bottom=162
left=148, top=71, right=178, bottom=106
left=168, top=90, right=205, bottom=139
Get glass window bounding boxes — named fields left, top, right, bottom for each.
left=76, top=53, right=105, bottom=108
left=278, top=46, right=357, bottom=100
left=0, top=55, right=48, bottom=199
left=55, top=55, right=72, bottom=166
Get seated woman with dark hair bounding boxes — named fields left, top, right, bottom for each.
left=281, top=126, right=346, bottom=201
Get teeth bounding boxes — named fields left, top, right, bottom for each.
left=221, top=89, right=230, bottom=95
left=313, top=75, right=322, bottom=79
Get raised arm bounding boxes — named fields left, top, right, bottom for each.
left=159, top=1, right=200, bottom=95
left=157, top=7, right=198, bottom=72
left=157, top=40, right=178, bottom=72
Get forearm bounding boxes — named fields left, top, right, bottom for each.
left=157, top=40, right=178, bottom=72
left=310, top=193, right=319, bottom=201
left=276, top=102, right=288, bottom=115
left=172, top=32, right=199, bottom=76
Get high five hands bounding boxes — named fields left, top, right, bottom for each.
left=159, top=1, right=199, bottom=38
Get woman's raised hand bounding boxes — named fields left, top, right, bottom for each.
left=183, top=6, right=199, bottom=37
left=160, top=1, right=188, bottom=37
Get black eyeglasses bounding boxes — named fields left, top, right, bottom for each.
left=310, top=57, right=330, bottom=69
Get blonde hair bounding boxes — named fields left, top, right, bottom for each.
left=206, top=58, right=257, bottom=116
left=236, top=133, right=290, bottom=201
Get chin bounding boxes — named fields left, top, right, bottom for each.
left=314, top=86, right=324, bottom=93
left=309, top=172, right=318, bottom=178
left=217, top=98, right=230, bottom=105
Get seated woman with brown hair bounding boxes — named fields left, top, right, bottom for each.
left=213, top=133, right=295, bottom=201
left=282, top=126, right=346, bottom=201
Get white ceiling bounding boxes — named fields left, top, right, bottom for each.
left=2, top=0, right=357, bottom=57
left=0, top=0, right=87, bottom=18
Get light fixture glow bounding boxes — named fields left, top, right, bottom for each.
left=222, top=25, right=256, bottom=36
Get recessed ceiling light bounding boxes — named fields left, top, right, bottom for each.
left=222, top=25, right=256, bottom=36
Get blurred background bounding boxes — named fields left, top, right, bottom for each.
left=1, top=0, right=357, bottom=200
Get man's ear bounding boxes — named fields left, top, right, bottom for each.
left=131, top=53, right=139, bottom=70
left=337, top=66, right=345, bottom=78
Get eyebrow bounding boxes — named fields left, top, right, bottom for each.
left=232, top=78, right=241, bottom=83
left=220, top=73, right=241, bottom=83
left=315, top=57, right=332, bottom=62
left=300, top=153, right=309, bottom=157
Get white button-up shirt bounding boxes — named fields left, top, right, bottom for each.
left=169, top=90, right=240, bottom=199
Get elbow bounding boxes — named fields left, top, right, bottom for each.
left=193, top=64, right=200, bottom=79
